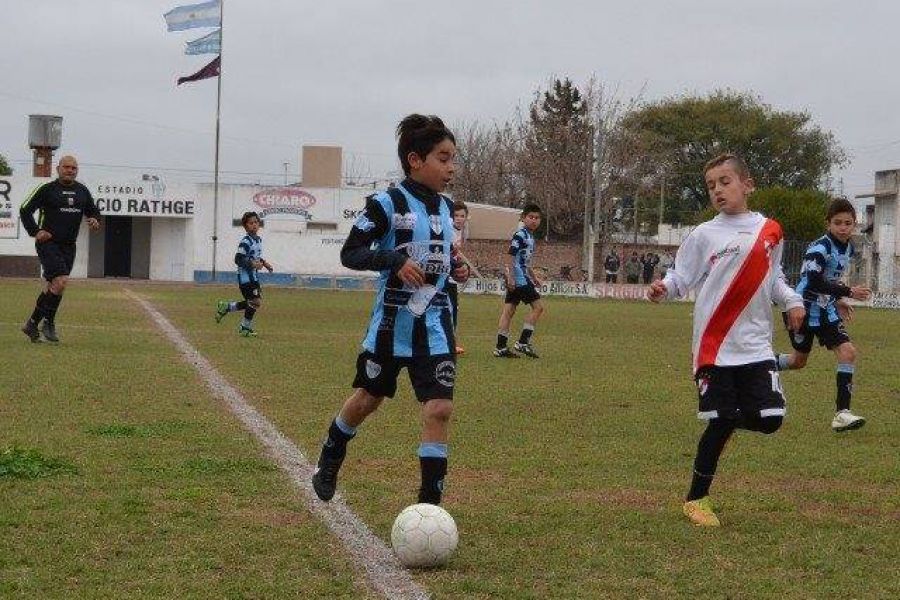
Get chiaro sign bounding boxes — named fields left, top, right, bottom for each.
left=252, top=188, right=316, bottom=220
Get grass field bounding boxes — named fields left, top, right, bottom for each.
left=1, top=279, right=898, bottom=599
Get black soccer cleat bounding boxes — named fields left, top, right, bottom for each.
left=513, top=342, right=540, bottom=358
left=40, top=321, right=60, bottom=343
left=311, top=456, right=344, bottom=502
left=21, top=320, right=41, bottom=343
left=493, top=347, right=519, bottom=358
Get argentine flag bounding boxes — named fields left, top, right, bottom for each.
left=185, top=29, right=221, bottom=55
left=164, top=0, right=220, bottom=32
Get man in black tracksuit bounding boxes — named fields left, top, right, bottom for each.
left=19, top=155, right=101, bottom=342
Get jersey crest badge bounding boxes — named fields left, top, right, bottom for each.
left=429, top=215, right=443, bottom=235
left=365, top=359, right=381, bottom=379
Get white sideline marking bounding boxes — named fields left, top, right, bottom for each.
left=125, top=290, right=429, bottom=600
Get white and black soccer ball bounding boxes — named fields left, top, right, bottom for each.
left=390, top=503, right=458, bottom=568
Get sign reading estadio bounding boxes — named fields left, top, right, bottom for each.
left=93, top=179, right=196, bottom=218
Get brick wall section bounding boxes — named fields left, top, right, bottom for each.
left=462, top=238, right=677, bottom=281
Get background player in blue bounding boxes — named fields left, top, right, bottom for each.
left=311, top=115, right=470, bottom=506
left=775, top=198, right=872, bottom=431
left=494, top=205, right=545, bottom=358
left=215, top=211, right=273, bottom=337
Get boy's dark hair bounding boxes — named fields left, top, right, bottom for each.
left=521, top=203, right=542, bottom=217
left=452, top=200, right=468, bottom=215
left=704, top=153, right=751, bottom=179
left=396, top=114, right=456, bottom=176
left=827, top=197, right=857, bottom=222
left=241, top=211, right=260, bottom=227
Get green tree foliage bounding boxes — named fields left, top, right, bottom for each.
left=0, top=153, right=12, bottom=176
left=522, top=78, right=592, bottom=238
left=623, top=90, right=847, bottom=219
left=699, top=186, right=830, bottom=242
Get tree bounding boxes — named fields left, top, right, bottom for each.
left=0, top=153, right=11, bottom=176
left=622, top=90, right=847, bottom=218
left=520, top=77, right=593, bottom=239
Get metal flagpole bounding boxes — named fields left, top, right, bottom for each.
left=211, top=0, right=224, bottom=280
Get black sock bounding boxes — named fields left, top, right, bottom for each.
left=496, top=331, right=508, bottom=349
left=418, top=456, right=448, bottom=505
left=518, top=325, right=534, bottom=344
left=44, top=292, right=63, bottom=324
left=321, top=419, right=355, bottom=462
left=244, top=306, right=257, bottom=321
left=837, top=365, right=854, bottom=411
left=30, top=292, right=48, bottom=324
left=687, top=420, right=735, bottom=501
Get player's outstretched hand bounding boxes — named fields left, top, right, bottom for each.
left=849, top=286, right=871, bottom=301
left=263, top=260, right=274, bottom=273
left=87, top=218, right=101, bottom=232
left=785, top=306, right=806, bottom=332
left=837, top=299, right=855, bottom=322
left=397, top=259, right=426, bottom=288
left=647, top=280, right=667, bottom=303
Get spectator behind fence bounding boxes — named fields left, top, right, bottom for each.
left=624, top=252, right=641, bottom=284
left=604, top=250, right=621, bottom=283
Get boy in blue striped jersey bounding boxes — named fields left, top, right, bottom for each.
left=311, top=115, right=470, bottom=505
left=775, top=198, right=871, bottom=431
left=215, top=211, right=273, bottom=337
left=494, top=205, right=545, bottom=358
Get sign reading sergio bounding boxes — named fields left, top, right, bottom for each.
left=252, top=188, right=317, bottom=220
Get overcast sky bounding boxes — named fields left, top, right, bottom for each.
left=2, top=0, right=899, bottom=197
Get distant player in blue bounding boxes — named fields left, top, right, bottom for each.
left=215, top=211, right=273, bottom=337
left=776, top=198, right=872, bottom=431
left=494, top=204, right=544, bottom=358
left=311, top=114, right=470, bottom=506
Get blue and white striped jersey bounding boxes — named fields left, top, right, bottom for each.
left=508, top=226, right=535, bottom=286
left=341, top=179, right=455, bottom=358
left=795, top=233, right=854, bottom=326
left=235, top=233, right=263, bottom=285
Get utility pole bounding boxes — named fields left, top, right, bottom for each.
left=283, top=161, right=289, bottom=185
left=582, top=125, right=594, bottom=278
left=657, top=169, right=665, bottom=244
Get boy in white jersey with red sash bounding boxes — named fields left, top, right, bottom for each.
left=648, top=153, right=805, bottom=527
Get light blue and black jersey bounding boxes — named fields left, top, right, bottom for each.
left=340, top=179, right=455, bottom=358
left=508, top=226, right=535, bottom=286
left=235, top=233, right=263, bottom=285
left=795, top=232, right=854, bottom=327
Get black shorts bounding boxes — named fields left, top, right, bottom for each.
left=504, top=282, right=541, bottom=306
left=36, top=241, right=76, bottom=281
left=695, top=360, right=785, bottom=422
left=352, top=351, right=456, bottom=402
left=782, top=313, right=850, bottom=352
left=239, top=281, right=261, bottom=301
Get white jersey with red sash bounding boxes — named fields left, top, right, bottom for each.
left=661, top=212, right=803, bottom=373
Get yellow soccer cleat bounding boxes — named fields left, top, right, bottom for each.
left=683, top=496, right=721, bottom=527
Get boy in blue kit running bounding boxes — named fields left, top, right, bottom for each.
left=775, top=198, right=872, bottom=431
left=494, top=205, right=544, bottom=358
left=311, top=115, right=470, bottom=505
left=215, top=211, right=273, bottom=337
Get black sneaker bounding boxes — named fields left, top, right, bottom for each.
left=40, top=321, right=59, bottom=343
left=21, top=320, right=40, bottom=343
left=493, top=347, right=519, bottom=358
left=514, top=342, right=540, bottom=358
left=312, top=456, right=344, bottom=502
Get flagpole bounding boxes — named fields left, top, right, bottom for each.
left=211, top=0, right=224, bottom=280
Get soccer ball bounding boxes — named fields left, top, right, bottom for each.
left=390, top=503, right=458, bottom=568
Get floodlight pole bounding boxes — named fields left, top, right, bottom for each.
left=211, top=0, right=224, bottom=280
